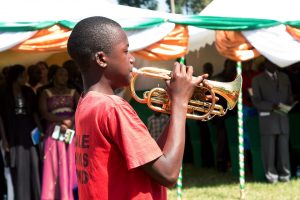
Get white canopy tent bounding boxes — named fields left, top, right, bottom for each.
left=0, top=0, right=300, bottom=90
left=0, top=0, right=214, bottom=68
left=200, top=0, right=300, bottom=67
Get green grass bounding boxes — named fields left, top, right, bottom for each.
left=167, top=164, right=300, bottom=200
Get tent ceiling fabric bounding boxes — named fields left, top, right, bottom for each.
left=242, top=25, right=300, bottom=67
left=132, top=25, right=189, bottom=61
left=214, top=30, right=261, bottom=61
left=1, top=0, right=300, bottom=67
left=12, top=25, right=71, bottom=52
left=200, top=0, right=300, bottom=67
left=0, top=31, right=37, bottom=51
left=127, top=23, right=175, bottom=52
left=200, top=0, right=300, bottom=22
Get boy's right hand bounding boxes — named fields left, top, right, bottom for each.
left=166, top=62, right=208, bottom=107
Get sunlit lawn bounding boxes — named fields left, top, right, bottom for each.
left=167, top=164, right=300, bottom=200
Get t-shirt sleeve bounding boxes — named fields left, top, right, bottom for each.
left=105, top=102, right=163, bottom=170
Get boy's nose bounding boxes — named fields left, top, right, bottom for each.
left=129, top=56, right=135, bottom=64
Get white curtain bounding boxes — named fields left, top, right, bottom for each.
left=0, top=31, right=36, bottom=52
left=242, top=25, right=300, bottom=67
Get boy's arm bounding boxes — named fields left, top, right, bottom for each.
left=141, top=62, right=208, bottom=188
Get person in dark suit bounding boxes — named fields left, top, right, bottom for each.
left=252, top=59, right=293, bottom=183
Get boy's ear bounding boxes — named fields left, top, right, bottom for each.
left=95, top=52, right=107, bottom=68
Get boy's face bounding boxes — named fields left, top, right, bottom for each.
left=104, top=28, right=135, bottom=89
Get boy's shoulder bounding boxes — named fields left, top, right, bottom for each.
left=79, top=92, right=128, bottom=109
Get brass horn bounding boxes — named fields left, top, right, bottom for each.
left=130, top=67, right=242, bottom=121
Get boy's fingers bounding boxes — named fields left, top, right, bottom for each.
left=203, top=79, right=212, bottom=90
left=186, top=65, right=193, bottom=77
left=205, top=95, right=219, bottom=102
left=179, top=63, right=186, bottom=75
left=172, top=62, right=180, bottom=77
left=193, top=74, right=208, bottom=85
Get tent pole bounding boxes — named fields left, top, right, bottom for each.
left=176, top=166, right=183, bottom=200
left=176, top=57, right=185, bottom=200
left=237, top=61, right=246, bottom=200
left=170, top=0, right=175, bottom=13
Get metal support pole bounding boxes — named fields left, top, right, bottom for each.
left=237, top=61, right=246, bottom=200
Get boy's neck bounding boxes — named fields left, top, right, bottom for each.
left=82, top=70, right=114, bottom=96
left=84, top=83, right=114, bottom=95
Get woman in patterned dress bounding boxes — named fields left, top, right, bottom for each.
left=39, top=67, right=79, bottom=200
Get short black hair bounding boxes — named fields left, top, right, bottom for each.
left=48, top=64, right=60, bottom=83
left=36, top=61, right=48, bottom=69
left=7, top=64, right=26, bottom=85
left=67, top=16, right=122, bottom=71
left=27, top=64, right=42, bottom=86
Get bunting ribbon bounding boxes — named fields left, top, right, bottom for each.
left=215, top=30, right=260, bottom=61
left=12, top=25, right=71, bottom=52
left=286, top=26, right=300, bottom=42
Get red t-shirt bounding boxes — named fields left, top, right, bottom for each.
left=75, top=91, right=166, bottom=200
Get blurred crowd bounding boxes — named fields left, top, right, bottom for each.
left=0, top=60, right=82, bottom=200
